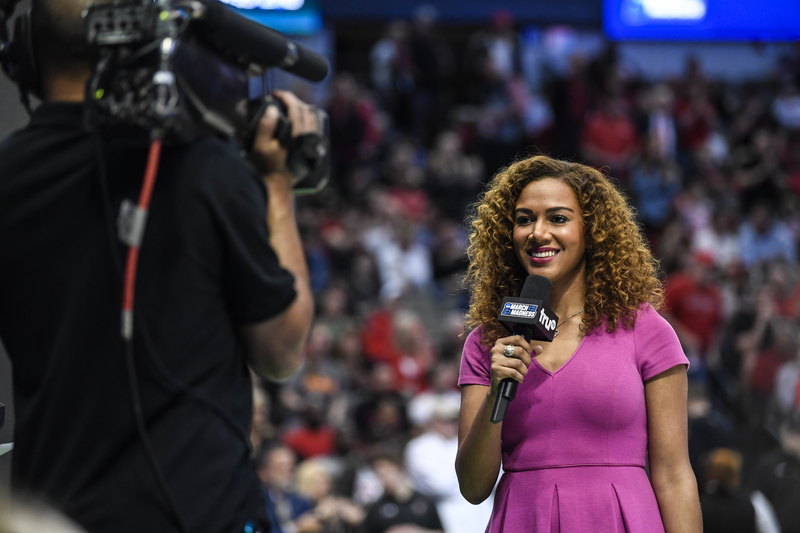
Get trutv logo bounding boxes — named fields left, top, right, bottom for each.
left=539, top=309, right=556, bottom=331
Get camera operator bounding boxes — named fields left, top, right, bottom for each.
left=0, top=1, right=315, bottom=532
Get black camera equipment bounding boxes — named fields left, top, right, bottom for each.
left=85, top=0, right=331, bottom=193
left=1, top=0, right=331, bottom=193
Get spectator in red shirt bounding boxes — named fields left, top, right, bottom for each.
left=749, top=319, right=796, bottom=402
left=675, top=81, right=718, bottom=154
left=580, top=95, right=640, bottom=181
left=282, top=403, right=339, bottom=461
left=661, top=251, right=724, bottom=367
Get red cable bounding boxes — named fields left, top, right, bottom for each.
left=139, top=138, right=162, bottom=208
left=122, top=138, right=163, bottom=336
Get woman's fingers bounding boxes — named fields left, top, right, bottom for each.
left=496, top=335, right=534, bottom=366
left=491, top=335, right=535, bottom=385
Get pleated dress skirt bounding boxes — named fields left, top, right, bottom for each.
left=485, top=465, right=665, bottom=533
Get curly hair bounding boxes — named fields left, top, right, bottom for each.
left=463, top=155, right=663, bottom=345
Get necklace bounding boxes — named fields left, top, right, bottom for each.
left=553, top=309, right=584, bottom=338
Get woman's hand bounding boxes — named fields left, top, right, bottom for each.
left=489, top=335, right=540, bottom=392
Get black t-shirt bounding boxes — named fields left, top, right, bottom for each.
left=0, top=103, right=297, bottom=533
left=750, top=447, right=800, bottom=533
left=362, top=491, right=442, bottom=533
left=699, top=486, right=756, bottom=533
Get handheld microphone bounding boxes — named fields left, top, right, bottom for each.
left=490, top=274, right=558, bottom=423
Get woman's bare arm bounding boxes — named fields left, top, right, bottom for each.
left=645, top=365, right=702, bottom=533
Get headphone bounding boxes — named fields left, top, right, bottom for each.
left=1, top=1, right=41, bottom=110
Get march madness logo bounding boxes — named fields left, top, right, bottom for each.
left=502, top=302, right=539, bottom=319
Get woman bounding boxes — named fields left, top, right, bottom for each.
left=455, top=155, right=702, bottom=532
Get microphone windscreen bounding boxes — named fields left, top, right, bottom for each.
left=194, top=0, right=330, bottom=82
left=520, top=274, right=552, bottom=303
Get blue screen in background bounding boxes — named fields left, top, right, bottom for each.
left=604, top=0, right=800, bottom=41
left=218, top=0, right=322, bottom=35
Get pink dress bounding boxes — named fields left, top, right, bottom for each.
left=458, top=304, right=689, bottom=533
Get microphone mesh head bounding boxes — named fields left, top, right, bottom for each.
left=520, top=274, right=552, bottom=302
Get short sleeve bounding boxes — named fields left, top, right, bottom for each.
left=194, top=142, right=297, bottom=325
left=459, top=327, right=492, bottom=387
left=634, top=304, right=690, bottom=381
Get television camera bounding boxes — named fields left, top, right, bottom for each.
left=0, top=0, right=331, bottom=193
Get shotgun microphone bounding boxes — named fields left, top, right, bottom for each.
left=490, top=274, right=558, bottom=423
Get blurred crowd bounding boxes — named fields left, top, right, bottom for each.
left=250, top=8, right=800, bottom=533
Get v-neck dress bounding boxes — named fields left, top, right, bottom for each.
left=458, top=304, right=689, bottom=533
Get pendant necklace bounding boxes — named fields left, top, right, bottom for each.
left=553, top=309, right=584, bottom=338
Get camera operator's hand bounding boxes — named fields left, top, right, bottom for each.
left=239, top=89, right=315, bottom=381
left=249, top=90, right=318, bottom=182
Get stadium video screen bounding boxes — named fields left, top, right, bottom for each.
left=604, top=0, right=800, bottom=41
left=217, top=0, right=322, bottom=35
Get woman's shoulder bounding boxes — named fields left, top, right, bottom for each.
left=633, top=302, right=673, bottom=330
left=591, top=302, right=664, bottom=336
left=465, top=326, right=484, bottom=342
left=463, top=326, right=490, bottom=354
left=592, top=303, right=679, bottom=346
left=609, top=302, right=676, bottom=342
left=635, top=301, right=660, bottom=321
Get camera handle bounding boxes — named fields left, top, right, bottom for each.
left=247, top=95, right=330, bottom=195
